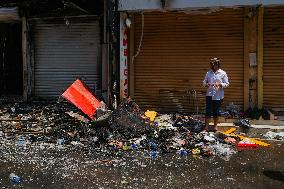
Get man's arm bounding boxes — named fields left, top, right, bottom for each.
left=203, top=72, right=209, bottom=87
left=221, top=72, right=229, bottom=88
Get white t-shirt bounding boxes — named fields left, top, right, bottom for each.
left=203, top=69, right=229, bottom=100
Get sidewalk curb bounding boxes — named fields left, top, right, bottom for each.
left=215, top=123, right=284, bottom=130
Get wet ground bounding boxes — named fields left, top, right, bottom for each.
left=0, top=101, right=283, bottom=189
left=0, top=139, right=283, bottom=189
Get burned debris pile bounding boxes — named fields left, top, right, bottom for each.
left=0, top=96, right=269, bottom=163
left=0, top=102, right=92, bottom=142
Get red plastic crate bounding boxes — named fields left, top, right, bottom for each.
left=62, top=79, right=101, bottom=120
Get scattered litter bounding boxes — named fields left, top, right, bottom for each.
left=57, top=138, right=65, bottom=145
left=16, top=137, right=27, bottom=147
left=264, top=131, right=284, bottom=140
left=177, top=149, right=189, bottom=156
left=222, top=128, right=270, bottom=147
left=234, top=119, right=251, bottom=129
left=149, top=150, right=159, bottom=159
left=9, top=173, right=22, bottom=185
left=224, top=137, right=237, bottom=144
left=145, top=110, right=157, bottom=122
left=226, top=177, right=236, bottom=181
left=204, top=135, right=216, bottom=143
left=224, top=102, right=241, bottom=118
left=65, top=111, right=89, bottom=123
left=0, top=92, right=273, bottom=183
left=210, top=143, right=236, bottom=161
left=223, top=128, right=236, bottom=135
left=236, top=138, right=258, bottom=150
left=238, top=136, right=270, bottom=147
left=11, top=107, right=16, bottom=113
left=191, top=148, right=201, bottom=155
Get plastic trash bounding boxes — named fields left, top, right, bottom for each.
left=236, top=138, right=258, bottom=150
left=192, top=148, right=201, bottom=155
left=9, top=173, right=22, bottom=184
left=236, top=143, right=258, bottom=148
left=149, top=150, right=159, bottom=158
left=219, top=111, right=230, bottom=116
left=131, top=143, right=138, bottom=150
left=149, top=141, right=158, bottom=150
left=225, top=102, right=241, bottom=117
left=264, top=131, right=284, bottom=140
left=28, top=134, right=37, bottom=143
left=21, top=115, right=31, bottom=120
left=234, top=119, right=251, bottom=128
left=153, top=122, right=159, bottom=127
left=177, top=149, right=188, bottom=156
left=57, top=138, right=65, bottom=145
left=10, top=107, right=16, bottom=113
left=224, top=137, right=237, bottom=144
left=145, top=110, right=157, bottom=122
left=122, top=145, right=131, bottom=151
left=210, top=143, right=236, bottom=161
left=17, top=138, right=26, bottom=146
left=204, top=135, right=216, bottom=143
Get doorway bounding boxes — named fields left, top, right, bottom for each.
left=0, top=23, right=23, bottom=96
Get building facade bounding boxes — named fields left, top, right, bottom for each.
left=118, top=0, right=284, bottom=112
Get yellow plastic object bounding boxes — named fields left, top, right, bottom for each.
left=229, top=133, right=270, bottom=147
left=145, top=110, right=157, bottom=122
left=223, top=128, right=237, bottom=135
left=238, top=135, right=270, bottom=147
left=192, top=148, right=201, bottom=155
left=222, top=127, right=270, bottom=147
left=122, top=145, right=131, bottom=151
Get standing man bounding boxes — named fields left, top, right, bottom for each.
left=203, top=58, right=229, bottom=132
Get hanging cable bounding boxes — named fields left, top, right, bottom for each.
left=132, top=12, right=144, bottom=64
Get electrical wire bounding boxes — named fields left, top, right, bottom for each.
left=132, top=12, right=144, bottom=64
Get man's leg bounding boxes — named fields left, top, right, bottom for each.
left=212, top=99, right=222, bottom=131
left=213, top=116, right=218, bottom=131
left=205, top=116, right=210, bottom=131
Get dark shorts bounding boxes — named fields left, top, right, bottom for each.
left=205, top=96, right=223, bottom=118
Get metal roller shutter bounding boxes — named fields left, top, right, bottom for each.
left=32, top=17, right=100, bottom=98
left=264, top=7, right=284, bottom=108
left=133, top=9, right=244, bottom=112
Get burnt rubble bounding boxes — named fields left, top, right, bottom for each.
left=0, top=99, right=240, bottom=161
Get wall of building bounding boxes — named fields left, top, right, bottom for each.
left=121, top=5, right=281, bottom=110
left=118, top=0, right=284, bottom=11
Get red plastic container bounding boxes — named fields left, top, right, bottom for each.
left=236, top=143, right=258, bottom=148
left=62, top=79, right=101, bottom=120
left=236, top=143, right=258, bottom=150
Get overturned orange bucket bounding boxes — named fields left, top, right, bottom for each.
left=62, top=79, right=101, bottom=120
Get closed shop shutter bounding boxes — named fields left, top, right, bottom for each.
left=133, top=9, right=244, bottom=112
left=264, top=7, right=284, bottom=108
left=32, top=17, right=100, bottom=98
